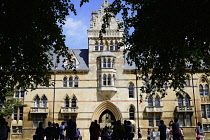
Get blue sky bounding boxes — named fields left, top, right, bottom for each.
left=62, top=0, right=114, bottom=49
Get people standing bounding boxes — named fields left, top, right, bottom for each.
left=35, top=122, right=45, bottom=140
left=5, top=121, right=10, bottom=140
left=60, top=122, right=65, bottom=140
left=138, top=127, right=142, bottom=140
left=89, top=122, right=95, bottom=140
left=180, top=128, right=184, bottom=140
left=151, top=129, right=156, bottom=140
left=92, top=120, right=100, bottom=140
left=0, top=117, right=7, bottom=140
left=127, top=121, right=134, bottom=140
left=195, top=122, right=204, bottom=140
left=67, top=119, right=76, bottom=140
left=54, top=123, right=60, bottom=140
left=147, top=128, right=151, bottom=140
left=113, top=120, right=125, bottom=140
left=169, top=118, right=180, bottom=140
left=74, top=128, right=80, bottom=140
left=45, top=121, right=53, bottom=140
left=166, top=128, right=171, bottom=140
left=158, top=120, right=166, bottom=140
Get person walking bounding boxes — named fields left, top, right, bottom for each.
left=195, top=122, right=204, bottom=140
left=35, top=122, right=45, bottom=140
left=92, top=120, right=100, bottom=140
left=158, top=120, right=166, bottom=140
left=169, top=118, right=180, bottom=140
left=60, top=122, right=65, bottom=140
left=74, top=128, right=80, bottom=140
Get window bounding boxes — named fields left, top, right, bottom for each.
left=33, top=116, right=45, bottom=128
left=15, top=88, right=25, bottom=98
left=114, top=43, right=118, bottom=51
left=203, top=124, right=210, bottom=131
left=178, top=97, right=183, bottom=106
left=185, top=76, right=190, bottom=86
left=129, top=106, right=135, bottom=120
left=185, top=97, right=190, bottom=106
left=72, top=59, right=76, bottom=67
left=42, top=96, right=47, bottom=107
left=148, top=115, right=154, bottom=127
left=128, top=84, right=134, bottom=98
left=110, top=43, right=113, bottom=51
left=179, top=115, right=184, bottom=126
left=107, top=59, right=111, bottom=68
left=35, top=96, right=40, bottom=107
left=148, top=97, right=153, bottom=106
left=103, top=58, right=106, bottom=68
left=95, top=43, right=98, bottom=51
left=13, top=107, right=23, bottom=121
left=103, top=75, right=106, bottom=85
left=74, top=77, right=78, bottom=87
left=65, top=96, right=70, bottom=107
left=199, top=79, right=209, bottom=96
left=156, top=115, right=160, bottom=126
left=108, top=75, right=111, bottom=86
left=69, top=77, right=73, bottom=87
left=63, top=77, right=67, bottom=87
left=100, top=43, right=103, bottom=51
left=155, top=97, right=160, bottom=106
left=12, top=126, right=22, bottom=134
left=201, top=104, right=210, bottom=119
left=71, top=97, right=77, bottom=108
left=186, top=115, right=192, bottom=126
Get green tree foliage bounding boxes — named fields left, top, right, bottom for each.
left=0, top=0, right=76, bottom=100
left=102, top=0, right=210, bottom=96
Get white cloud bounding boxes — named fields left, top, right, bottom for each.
left=63, top=17, right=88, bottom=49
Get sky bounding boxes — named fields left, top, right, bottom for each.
left=62, top=0, right=114, bottom=49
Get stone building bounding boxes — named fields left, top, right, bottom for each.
left=8, top=1, right=210, bottom=140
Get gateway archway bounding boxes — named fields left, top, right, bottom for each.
left=92, top=101, right=123, bottom=122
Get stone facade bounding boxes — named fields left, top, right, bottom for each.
left=7, top=1, right=210, bottom=140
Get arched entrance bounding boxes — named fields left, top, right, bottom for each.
left=92, top=101, right=123, bottom=123
left=99, top=109, right=116, bottom=123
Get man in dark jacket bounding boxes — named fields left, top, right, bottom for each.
left=158, top=120, right=166, bottom=140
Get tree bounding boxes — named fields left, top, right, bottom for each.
left=100, top=0, right=210, bottom=97
left=0, top=0, right=77, bottom=101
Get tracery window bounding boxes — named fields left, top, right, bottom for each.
left=103, top=58, right=106, bottom=68
left=95, top=43, right=98, bottom=51
left=199, top=79, right=209, bottom=96
left=108, top=75, right=111, bottom=86
left=155, top=97, right=160, bottom=106
left=71, top=96, right=77, bottom=108
left=185, top=75, right=190, bottom=86
left=42, top=95, right=47, bottom=107
left=110, top=43, right=113, bottom=51
left=100, top=43, right=103, bottom=51
left=34, top=95, right=40, bottom=107
left=148, top=96, right=153, bottom=106
left=69, top=77, right=73, bottom=87
left=15, top=87, right=25, bottom=98
left=201, top=104, right=210, bottom=119
left=107, top=59, right=111, bottom=68
left=103, top=75, right=107, bottom=85
left=64, top=96, right=70, bottom=107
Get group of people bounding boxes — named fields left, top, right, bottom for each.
left=35, top=119, right=80, bottom=140
left=89, top=120, right=140, bottom=140
left=0, top=117, right=10, bottom=140
left=146, top=118, right=205, bottom=140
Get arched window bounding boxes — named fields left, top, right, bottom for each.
left=185, top=76, right=190, bottom=86
left=35, top=96, right=40, bottom=107
left=148, top=97, right=153, bottom=106
left=128, top=83, right=134, bottom=98
left=108, top=75, right=111, bottom=86
left=69, top=77, right=73, bottom=87
left=129, top=106, right=135, bottom=120
left=107, top=58, right=111, bottom=68
left=185, top=97, right=190, bottom=106
left=64, top=96, right=70, bottom=107
left=95, top=43, right=98, bottom=51
left=110, top=43, right=113, bottom=51
left=71, top=97, right=77, bottom=108
left=155, top=96, right=160, bottom=106
left=199, top=85, right=204, bottom=96
left=204, top=85, right=209, bottom=96
left=72, top=59, right=76, bottom=67
left=63, top=77, right=67, bottom=87
left=100, top=43, right=103, bottom=51
left=178, top=97, right=183, bottom=106
left=103, top=58, right=106, bottom=68
left=74, top=77, right=79, bottom=87
left=42, top=96, right=47, bottom=107
left=103, top=75, right=107, bottom=85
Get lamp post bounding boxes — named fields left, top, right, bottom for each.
left=191, top=74, right=198, bottom=125
left=53, top=56, right=58, bottom=123
left=135, top=69, right=140, bottom=131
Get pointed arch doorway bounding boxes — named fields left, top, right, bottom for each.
left=92, top=101, right=123, bottom=126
